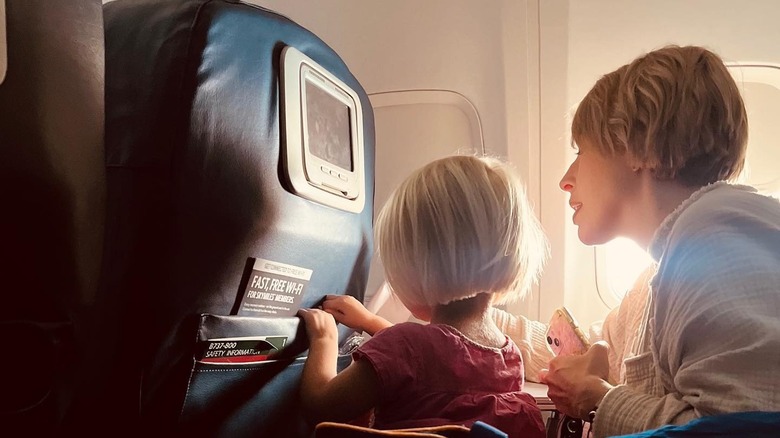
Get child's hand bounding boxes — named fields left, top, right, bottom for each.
left=321, top=295, right=373, bottom=331
left=322, top=295, right=392, bottom=336
left=297, top=308, right=338, bottom=344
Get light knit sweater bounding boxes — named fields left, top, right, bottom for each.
left=593, top=183, right=780, bottom=437
left=493, top=183, right=780, bottom=437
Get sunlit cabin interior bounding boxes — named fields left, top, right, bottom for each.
left=3, top=0, right=779, bottom=435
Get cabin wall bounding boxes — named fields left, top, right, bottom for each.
left=251, top=0, right=543, bottom=317
left=249, top=0, right=533, bottom=161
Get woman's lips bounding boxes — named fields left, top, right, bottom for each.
left=570, top=202, right=582, bottom=223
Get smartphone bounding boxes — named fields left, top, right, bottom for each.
left=546, top=307, right=590, bottom=357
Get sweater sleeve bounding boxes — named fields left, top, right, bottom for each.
left=593, top=202, right=780, bottom=437
left=490, top=307, right=552, bottom=383
left=599, top=264, right=655, bottom=385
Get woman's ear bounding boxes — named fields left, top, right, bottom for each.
left=625, top=152, right=645, bottom=174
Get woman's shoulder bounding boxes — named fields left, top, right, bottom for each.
left=682, top=183, right=779, bottom=220
left=651, top=184, right=780, bottom=293
left=665, top=183, right=780, bottom=241
left=649, top=183, right=780, bottom=277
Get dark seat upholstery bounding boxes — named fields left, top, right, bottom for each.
left=0, top=0, right=105, bottom=432
left=75, top=0, right=375, bottom=435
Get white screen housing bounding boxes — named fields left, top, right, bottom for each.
left=281, top=46, right=365, bottom=213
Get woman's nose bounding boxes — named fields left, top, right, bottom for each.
left=560, top=164, right=575, bottom=192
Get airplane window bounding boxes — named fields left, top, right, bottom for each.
left=728, top=65, right=780, bottom=198
left=596, top=64, right=780, bottom=306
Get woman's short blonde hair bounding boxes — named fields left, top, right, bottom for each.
left=571, top=45, right=748, bottom=186
left=376, top=155, right=548, bottom=310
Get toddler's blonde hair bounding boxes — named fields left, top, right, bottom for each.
left=376, top=155, right=548, bottom=310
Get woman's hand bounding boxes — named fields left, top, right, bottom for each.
left=540, top=341, right=613, bottom=419
left=321, top=295, right=392, bottom=336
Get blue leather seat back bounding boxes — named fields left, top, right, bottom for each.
left=86, top=0, right=374, bottom=435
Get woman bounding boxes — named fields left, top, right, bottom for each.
left=542, top=45, right=780, bottom=438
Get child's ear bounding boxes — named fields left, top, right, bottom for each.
left=409, top=305, right=432, bottom=322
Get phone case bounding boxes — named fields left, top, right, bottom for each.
left=546, top=307, right=590, bottom=357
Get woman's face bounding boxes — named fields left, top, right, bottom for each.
left=559, top=139, right=641, bottom=245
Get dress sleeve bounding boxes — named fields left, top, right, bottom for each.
left=490, top=307, right=552, bottom=383
left=351, top=323, right=420, bottom=402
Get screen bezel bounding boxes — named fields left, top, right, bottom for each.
left=301, top=66, right=356, bottom=177
left=281, top=46, right=365, bottom=213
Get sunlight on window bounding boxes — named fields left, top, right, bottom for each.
left=728, top=66, right=780, bottom=196
left=602, top=237, right=653, bottom=302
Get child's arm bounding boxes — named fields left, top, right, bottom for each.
left=322, top=295, right=393, bottom=336
left=297, top=308, right=380, bottom=423
left=490, top=307, right=553, bottom=382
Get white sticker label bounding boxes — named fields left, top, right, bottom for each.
left=237, top=258, right=313, bottom=317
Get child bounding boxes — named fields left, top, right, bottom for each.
left=297, top=155, right=548, bottom=438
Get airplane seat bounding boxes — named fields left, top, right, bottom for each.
left=0, top=0, right=105, bottom=432
left=81, top=0, right=375, bottom=435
